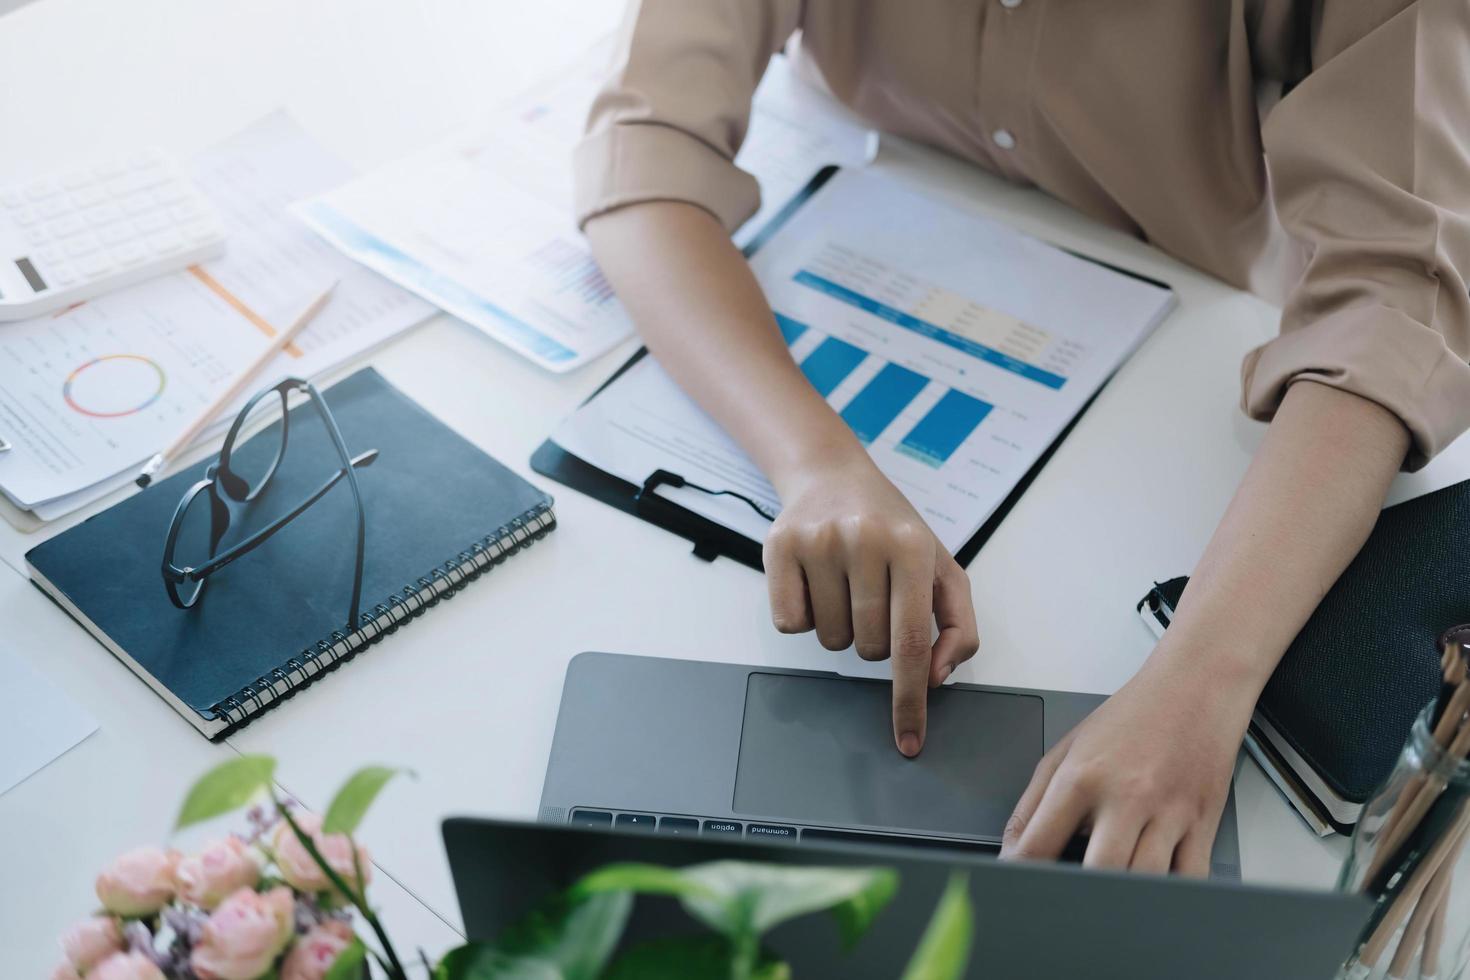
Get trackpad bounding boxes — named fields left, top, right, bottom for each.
left=734, top=673, right=1043, bottom=837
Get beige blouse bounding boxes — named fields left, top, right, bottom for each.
left=573, top=0, right=1470, bottom=469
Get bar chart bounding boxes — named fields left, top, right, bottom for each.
left=780, top=312, right=996, bottom=468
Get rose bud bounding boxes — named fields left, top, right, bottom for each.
left=95, top=847, right=180, bottom=917
left=59, top=916, right=124, bottom=972
left=88, top=952, right=167, bottom=980
left=175, top=838, right=261, bottom=910
left=280, top=921, right=355, bottom=980
left=191, top=886, right=295, bottom=980
left=272, top=814, right=371, bottom=898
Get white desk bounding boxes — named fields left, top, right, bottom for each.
left=7, top=1, right=1467, bottom=975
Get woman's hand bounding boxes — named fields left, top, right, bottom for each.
left=764, top=454, right=980, bottom=757
left=999, top=642, right=1253, bottom=875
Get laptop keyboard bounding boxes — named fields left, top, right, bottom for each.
left=570, top=808, right=1004, bottom=855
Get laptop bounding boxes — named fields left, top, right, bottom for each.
left=443, top=817, right=1370, bottom=980
left=538, top=652, right=1242, bottom=878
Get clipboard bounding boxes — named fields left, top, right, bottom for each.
left=532, top=166, right=1170, bottom=573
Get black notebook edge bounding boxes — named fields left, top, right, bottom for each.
left=25, top=369, right=558, bottom=741
left=533, top=165, right=1174, bottom=572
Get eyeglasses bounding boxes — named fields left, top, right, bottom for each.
left=160, top=377, right=377, bottom=631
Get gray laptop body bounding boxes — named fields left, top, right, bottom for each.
left=538, top=652, right=1242, bottom=878
left=444, top=817, right=1369, bottom=980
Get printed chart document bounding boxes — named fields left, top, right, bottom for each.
left=0, top=647, right=97, bottom=796
left=552, top=169, right=1176, bottom=554
left=0, top=114, right=433, bottom=519
left=296, top=47, right=876, bottom=373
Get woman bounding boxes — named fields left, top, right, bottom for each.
left=573, top=1, right=1470, bottom=874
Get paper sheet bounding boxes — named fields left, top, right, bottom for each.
left=296, top=46, right=876, bottom=373
left=0, top=646, right=97, bottom=796
left=554, top=169, right=1176, bottom=554
left=0, top=114, right=434, bottom=513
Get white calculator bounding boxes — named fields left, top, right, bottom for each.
left=0, top=150, right=226, bottom=321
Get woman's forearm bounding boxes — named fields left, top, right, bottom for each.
left=1157, top=381, right=1411, bottom=694
left=584, top=201, right=866, bottom=494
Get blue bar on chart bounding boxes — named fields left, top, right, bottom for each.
left=840, top=363, right=929, bottom=444
left=792, top=270, right=1067, bottom=390
left=897, top=389, right=993, bottom=467
left=774, top=313, right=809, bottom=345
left=800, top=336, right=868, bottom=396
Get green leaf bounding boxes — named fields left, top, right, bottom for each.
left=321, top=766, right=409, bottom=835
left=829, top=867, right=898, bottom=948
left=174, top=755, right=276, bottom=830
left=899, top=872, right=973, bottom=980
left=675, top=861, right=900, bottom=942
left=492, top=890, right=632, bottom=980
left=602, top=937, right=739, bottom=980
left=323, top=936, right=367, bottom=980
left=434, top=944, right=562, bottom=980
left=570, top=863, right=715, bottom=902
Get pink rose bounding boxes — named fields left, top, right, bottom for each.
left=272, top=813, right=371, bottom=897
left=191, top=886, right=296, bottom=980
left=95, top=847, right=179, bottom=917
left=50, top=963, right=82, bottom=980
left=280, top=921, right=355, bottom=980
left=59, top=916, right=124, bottom=972
left=88, top=952, right=166, bottom=980
left=176, top=837, right=261, bottom=909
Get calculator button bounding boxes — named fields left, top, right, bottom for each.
left=35, top=197, right=70, bottom=219
left=46, top=215, right=84, bottom=239
left=37, top=246, right=63, bottom=264
left=93, top=160, right=128, bottom=179
left=146, top=230, right=183, bottom=254
left=182, top=219, right=219, bottom=243
left=23, top=227, right=46, bottom=245
left=129, top=152, right=163, bottom=171
left=121, top=194, right=154, bottom=216
left=134, top=212, right=170, bottom=234
left=657, top=817, right=700, bottom=836
left=569, top=809, right=612, bottom=827
left=0, top=188, right=23, bottom=208
left=77, top=253, right=113, bottom=277
left=131, top=168, right=169, bottom=191
left=10, top=207, right=36, bottom=226
left=47, top=263, right=79, bottom=286
left=60, top=170, right=93, bottom=190
left=64, top=234, right=102, bottom=258
left=70, top=185, right=106, bottom=209
left=111, top=243, right=146, bottom=266
left=24, top=179, right=60, bottom=201
left=85, top=203, right=123, bottom=226
left=168, top=201, right=200, bottom=222
left=105, top=175, right=143, bottom=197
left=614, top=813, right=657, bottom=833
left=154, top=185, right=189, bottom=207
left=98, top=224, right=133, bottom=246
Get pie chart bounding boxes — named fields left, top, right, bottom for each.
left=62, top=355, right=167, bottom=418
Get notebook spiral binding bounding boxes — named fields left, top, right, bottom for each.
left=207, top=501, right=556, bottom=739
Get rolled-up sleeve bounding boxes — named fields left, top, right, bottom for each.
left=1246, top=0, right=1470, bottom=469
left=573, top=0, right=800, bottom=233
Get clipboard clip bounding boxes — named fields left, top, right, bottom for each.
left=636, top=469, right=777, bottom=563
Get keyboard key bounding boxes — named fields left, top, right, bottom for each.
left=657, top=817, right=700, bottom=836
left=85, top=203, right=123, bottom=227
left=614, top=813, right=658, bottom=833
left=145, top=230, right=183, bottom=255
left=746, top=824, right=797, bottom=841
left=99, top=224, right=133, bottom=246
left=702, top=820, right=743, bottom=837
left=111, top=242, right=146, bottom=266
left=46, top=215, right=84, bottom=239
left=569, top=809, right=612, bottom=828
left=64, top=234, right=102, bottom=258
left=800, top=828, right=998, bottom=854
left=76, top=253, right=113, bottom=277
left=133, top=211, right=170, bottom=234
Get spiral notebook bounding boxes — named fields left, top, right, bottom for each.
left=25, top=368, right=555, bottom=739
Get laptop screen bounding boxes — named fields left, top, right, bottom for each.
left=733, top=672, right=1044, bottom=837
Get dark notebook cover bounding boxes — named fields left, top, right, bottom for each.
left=1148, top=478, right=1470, bottom=811
left=26, top=368, right=554, bottom=738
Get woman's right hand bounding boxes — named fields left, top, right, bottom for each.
left=764, top=454, right=980, bottom=758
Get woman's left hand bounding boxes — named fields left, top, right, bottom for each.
left=998, top=645, right=1255, bottom=875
